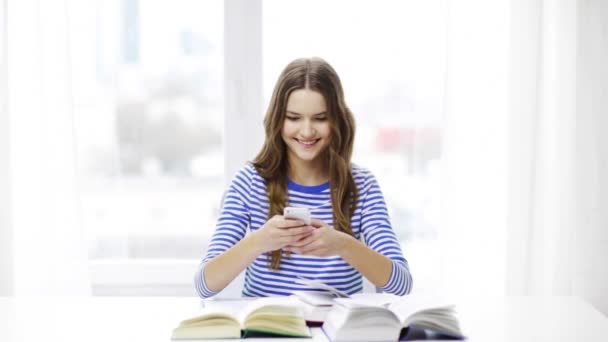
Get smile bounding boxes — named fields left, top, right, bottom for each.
left=295, top=138, right=320, bottom=148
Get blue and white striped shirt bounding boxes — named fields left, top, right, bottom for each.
left=195, top=163, right=413, bottom=298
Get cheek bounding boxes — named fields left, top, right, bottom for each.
left=281, top=121, right=289, bottom=135
left=281, top=121, right=295, bottom=137
left=319, top=123, right=332, bottom=138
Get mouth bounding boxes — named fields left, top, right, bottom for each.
left=295, top=138, right=321, bottom=148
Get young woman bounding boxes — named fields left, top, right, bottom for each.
left=195, top=57, right=412, bottom=298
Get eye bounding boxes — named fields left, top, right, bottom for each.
left=315, top=116, right=328, bottom=121
left=286, top=116, right=299, bottom=121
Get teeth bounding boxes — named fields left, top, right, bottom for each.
left=299, top=140, right=317, bottom=145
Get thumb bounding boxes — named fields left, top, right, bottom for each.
left=310, top=219, right=325, bottom=228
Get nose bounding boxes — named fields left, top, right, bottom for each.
left=300, top=120, right=316, bottom=138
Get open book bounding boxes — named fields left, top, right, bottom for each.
left=290, top=276, right=351, bottom=325
left=291, top=277, right=408, bottom=326
left=171, top=297, right=311, bottom=339
left=292, top=291, right=393, bottom=325
left=291, top=291, right=336, bottom=325
left=322, top=296, right=464, bottom=341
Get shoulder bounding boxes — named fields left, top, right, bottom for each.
left=224, top=163, right=266, bottom=204
left=229, top=163, right=264, bottom=189
left=351, top=163, right=377, bottom=182
left=241, top=162, right=258, bottom=177
left=233, top=162, right=264, bottom=179
left=351, top=163, right=380, bottom=192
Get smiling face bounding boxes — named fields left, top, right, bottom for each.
left=281, top=89, right=331, bottom=169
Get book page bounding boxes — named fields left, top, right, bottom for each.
left=292, top=276, right=351, bottom=298
left=238, top=296, right=303, bottom=322
left=172, top=304, right=243, bottom=340
left=386, top=296, right=462, bottom=337
left=387, top=296, right=455, bottom=322
left=292, top=291, right=336, bottom=306
left=239, top=297, right=311, bottom=337
left=200, top=299, right=247, bottom=323
left=332, top=297, right=400, bottom=324
left=350, top=293, right=401, bottom=307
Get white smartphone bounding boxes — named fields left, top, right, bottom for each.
left=283, top=207, right=311, bottom=225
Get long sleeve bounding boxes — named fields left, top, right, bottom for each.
left=194, top=166, right=253, bottom=298
left=359, top=171, right=413, bottom=295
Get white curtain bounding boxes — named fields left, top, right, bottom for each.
left=573, top=0, right=608, bottom=314
left=506, top=0, right=608, bottom=314
left=7, top=0, right=90, bottom=296
left=0, top=0, right=14, bottom=296
left=506, top=0, right=578, bottom=296
left=441, top=0, right=608, bottom=315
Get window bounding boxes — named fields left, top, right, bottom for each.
left=72, top=0, right=224, bottom=295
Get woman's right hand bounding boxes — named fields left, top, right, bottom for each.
left=250, top=215, right=314, bottom=253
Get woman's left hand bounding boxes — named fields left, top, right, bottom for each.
left=284, top=219, right=352, bottom=257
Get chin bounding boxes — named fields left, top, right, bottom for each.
left=297, top=149, right=329, bottom=163
left=295, top=154, right=319, bottom=162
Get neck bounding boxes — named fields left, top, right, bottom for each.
left=287, top=158, right=329, bottom=186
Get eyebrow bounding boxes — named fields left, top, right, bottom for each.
left=286, top=111, right=327, bottom=116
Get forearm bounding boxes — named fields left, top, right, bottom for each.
left=203, top=233, right=263, bottom=293
left=338, top=235, right=393, bottom=288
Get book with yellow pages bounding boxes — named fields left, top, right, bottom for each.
left=171, top=297, right=312, bottom=339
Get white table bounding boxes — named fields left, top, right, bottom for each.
left=0, top=296, right=607, bottom=341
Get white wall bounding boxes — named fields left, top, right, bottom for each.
left=0, top=0, right=14, bottom=297
left=575, top=0, right=608, bottom=315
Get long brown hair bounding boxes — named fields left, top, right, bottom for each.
left=252, top=57, right=358, bottom=270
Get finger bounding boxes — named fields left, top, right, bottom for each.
left=302, top=244, right=331, bottom=257
left=280, top=230, right=312, bottom=243
left=279, top=231, right=312, bottom=245
left=278, top=218, right=307, bottom=228
left=280, top=226, right=314, bottom=237
left=287, top=234, right=316, bottom=247
left=298, top=239, right=323, bottom=254
left=310, top=219, right=325, bottom=228
left=286, top=229, right=318, bottom=246
left=289, top=245, right=319, bottom=255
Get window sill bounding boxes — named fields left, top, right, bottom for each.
left=89, top=259, right=200, bottom=296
